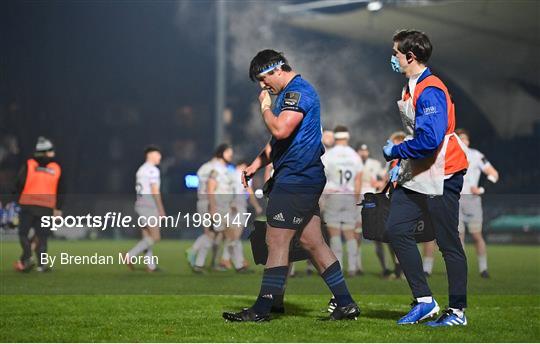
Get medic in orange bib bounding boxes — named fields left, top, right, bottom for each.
left=382, top=30, right=469, bottom=327
left=15, top=136, right=64, bottom=272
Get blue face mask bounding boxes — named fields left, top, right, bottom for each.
left=390, top=55, right=403, bottom=73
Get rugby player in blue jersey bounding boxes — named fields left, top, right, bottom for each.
left=222, top=50, right=359, bottom=322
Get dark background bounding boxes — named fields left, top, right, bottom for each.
left=1, top=0, right=539, bottom=199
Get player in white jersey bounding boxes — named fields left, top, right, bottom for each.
left=219, top=160, right=262, bottom=272
left=356, top=143, right=394, bottom=278
left=457, top=129, right=499, bottom=278
left=185, top=156, right=218, bottom=272
left=321, top=126, right=363, bottom=276
left=126, top=146, right=165, bottom=272
left=322, top=128, right=335, bottom=150
left=187, top=144, right=235, bottom=272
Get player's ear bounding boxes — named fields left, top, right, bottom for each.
left=406, top=52, right=416, bottom=64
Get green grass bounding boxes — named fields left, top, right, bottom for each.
left=1, top=240, right=539, bottom=342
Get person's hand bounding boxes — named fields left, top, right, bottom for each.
left=470, top=186, right=485, bottom=195
left=383, top=140, right=395, bottom=161
left=53, top=209, right=62, bottom=217
left=259, top=90, right=272, bottom=113
left=389, top=165, right=400, bottom=182
left=242, top=164, right=258, bottom=188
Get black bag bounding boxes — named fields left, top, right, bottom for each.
left=360, top=182, right=435, bottom=243
left=249, top=220, right=311, bottom=265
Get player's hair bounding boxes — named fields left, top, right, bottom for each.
left=455, top=128, right=469, bottom=138
left=389, top=131, right=407, bottom=142
left=393, top=29, right=432, bottom=64
left=236, top=159, right=249, bottom=166
left=333, top=125, right=349, bottom=133
left=356, top=143, right=368, bottom=151
left=214, top=143, right=231, bottom=159
left=249, top=49, right=292, bottom=81
left=144, top=145, right=161, bottom=156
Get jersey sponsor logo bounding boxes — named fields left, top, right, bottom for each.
left=422, top=105, right=437, bottom=115
left=283, top=91, right=301, bottom=107
left=293, top=216, right=304, bottom=225
left=273, top=212, right=285, bottom=222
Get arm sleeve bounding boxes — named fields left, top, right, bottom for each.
left=280, top=90, right=311, bottom=115
left=148, top=167, right=160, bottom=185
left=56, top=168, right=66, bottom=210
left=391, top=87, right=448, bottom=160
left=14, top=164, right=27, bottom=196
left=478, top=152, right=492, bottom=170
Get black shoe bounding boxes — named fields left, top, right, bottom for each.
left=328, top=302, right=361, bottom=320
left=356, top=269, right=364, bottom=276
left=222, top=308, right=270, bottom=322
left=327, top=297, right=337, bottom=313
left=424, top=271, right=431, bottom=278
left=480, top=270, right=490, bottom=279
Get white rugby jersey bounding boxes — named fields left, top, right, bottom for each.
left=322, top=145, right=364, bottom=193
left=361, top=158, right=383, bottom=193
left=197, top=159, right=217, bottom=198
left=135, top=162, right=160, bottom=206
left=209, top=162, right=235, bottom=195
left=462, top=147, right=491, bottom=194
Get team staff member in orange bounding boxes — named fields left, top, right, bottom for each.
left=383, top=30, right=469, bottom=327
left=15, top=137, right=64, bottom=272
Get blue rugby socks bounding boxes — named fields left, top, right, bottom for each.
left=321, top=261, right=354, bottom=307
left=251, top=266, right=288, bottom=314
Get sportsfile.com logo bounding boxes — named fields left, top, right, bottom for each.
left=40, top=212, right=252, bottom=231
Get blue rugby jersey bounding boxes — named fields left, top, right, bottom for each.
left=270, top=75, right=326, bottom=185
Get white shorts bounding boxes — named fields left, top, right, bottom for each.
left=323, top=194, right=357, bottom=230
left=134, top=205, right=160, bottom=227
left=197, top=200, right=209, bottom=215
left=458, top=195, right=483, bottom=233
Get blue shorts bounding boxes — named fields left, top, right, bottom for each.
left=266, top=183, right=324, bottom=230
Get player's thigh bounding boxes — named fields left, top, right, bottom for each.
left=142, top=226, right=160, bottom=241
left=342, top=228, right=356, bottom=241
left=223, top=227, right=235, bottom=240
left=327, top=226, right=341, bottom=238
left=265, top=224, right=295, bottom=250
left=299, top=215, right=325, bottom=249
left=230, top=226, right=243, bottom=240
left=469, top=229, right=484, bottom=241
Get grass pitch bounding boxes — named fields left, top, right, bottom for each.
left=1, top=240, right=539, bottom=342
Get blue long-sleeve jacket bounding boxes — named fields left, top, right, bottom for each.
left=391, top=69, right=448, bottom=160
